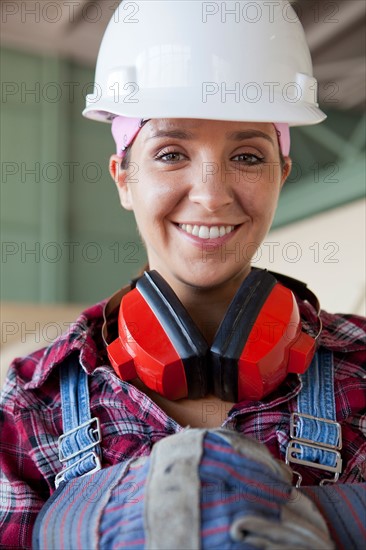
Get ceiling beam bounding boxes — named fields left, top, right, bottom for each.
left=305, top=0, right=365, bottom=52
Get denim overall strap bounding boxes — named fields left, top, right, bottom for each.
left=286, top=348, right=342, bottom=486
left=54, top=353, right=102, bottom=488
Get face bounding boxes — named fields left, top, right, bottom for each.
left=110, top=118, right=291, bottom=296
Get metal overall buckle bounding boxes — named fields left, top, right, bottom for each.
left=285, top=412, right=342, bottom=487
left=55, top=417, right=102, bottom=488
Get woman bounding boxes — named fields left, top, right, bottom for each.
left=107, top=117, right=294, bottom=422
left=1, top=1, right=365, bottom=548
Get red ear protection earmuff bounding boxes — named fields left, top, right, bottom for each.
left=104, top=269, right=320, bottom=402
left=107, top=271, right=209, bottom=401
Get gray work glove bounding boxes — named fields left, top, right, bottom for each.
left=144, top=428, right=335, bottom=549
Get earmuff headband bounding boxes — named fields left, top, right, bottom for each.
left=136, top=272, right=209, bottom=398
left=211, top=269, right=277, bottom=401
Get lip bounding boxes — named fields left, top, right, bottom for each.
left=173, top=222, right=242, bottom=248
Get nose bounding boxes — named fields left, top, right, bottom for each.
left=188, top=161, right=234, bottom=212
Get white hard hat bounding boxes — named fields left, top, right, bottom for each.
left=83, top=0, right=326, bottom=127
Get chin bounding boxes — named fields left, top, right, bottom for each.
left=174, top=263, right=249, bottom=291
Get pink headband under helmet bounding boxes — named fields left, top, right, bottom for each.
left=112, top=117, right=290, bottom=159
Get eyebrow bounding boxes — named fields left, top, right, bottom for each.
left=146, top=129, right=274, bottom=146
left=226, top=130, right=275, bottom=147
left=146, top=129, right=195, bottom=141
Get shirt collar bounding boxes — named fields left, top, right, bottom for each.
left=24, top=299, right=108, bottom=390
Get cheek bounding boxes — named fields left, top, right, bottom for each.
left=237, top=182, right=279, bottom=219
left=248, top=166, right=282, bottom=210
left=129, top=174, right=183, bottom=219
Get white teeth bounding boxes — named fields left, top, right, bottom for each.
left=209, top=226, right=220, bottom=239
left=199, top=226, right=210, bottom=239
left=178, top=223, right=235, bottom=239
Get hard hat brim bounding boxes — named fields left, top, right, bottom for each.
left=83, top=93, right=326, bottom=127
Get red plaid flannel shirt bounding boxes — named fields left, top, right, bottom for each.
left=1, top=293, right=365, bottom=549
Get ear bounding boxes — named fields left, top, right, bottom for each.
left=109, top=154, right=134, bottom=210
left=280, top=156, right=292, bottom=190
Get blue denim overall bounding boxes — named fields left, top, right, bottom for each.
left=32, top=349, right=362, bottom=549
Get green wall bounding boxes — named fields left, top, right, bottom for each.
left=1, top=48, right=147, bottom=304
left=1, top=48, right=365, bottom=304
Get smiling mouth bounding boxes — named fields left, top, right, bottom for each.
left=177, top=223, right=237, bottom=239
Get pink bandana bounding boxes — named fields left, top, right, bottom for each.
left=112, top=117, right=290, bottom=158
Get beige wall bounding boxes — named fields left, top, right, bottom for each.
left=258, top=199, right=365, bottom=315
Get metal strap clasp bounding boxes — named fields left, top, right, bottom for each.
left=55, top=451, right=101, bottom=489
left=286, top=412, right=343, bottom=487
left=58, top=417, right=101, bottom=463
left=55, top=417, right=102, bottom=489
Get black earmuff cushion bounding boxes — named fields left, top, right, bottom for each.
left=136, top=271, right=209, bottom=397
left=211, top=269, right=277, bottom=401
